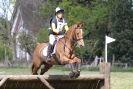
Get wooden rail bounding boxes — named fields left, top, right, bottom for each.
left=0, top=63, right=110, bottom=89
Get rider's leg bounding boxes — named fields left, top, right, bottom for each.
left=47, top=34, right=56, bottom=61
left=47, top=44, right=53, bottom=58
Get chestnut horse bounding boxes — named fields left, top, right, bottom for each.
left=32, top=23, right=84, bottom=78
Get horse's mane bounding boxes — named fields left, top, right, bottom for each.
left=65, top=23, right=84, bottom=40
left=65, top=24, right=76, bottom=40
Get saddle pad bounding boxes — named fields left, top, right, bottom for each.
left=42, top=35, right=64, bottom=57
left=42, top=44, right=57, bottom=57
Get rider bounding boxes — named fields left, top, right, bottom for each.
left=47, top=7, right=69, bottom=62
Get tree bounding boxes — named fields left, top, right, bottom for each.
left=18, top=31, right=36, bottom=56
left=0, top=0, right=14, bottom=60
left=0, top=18, right=12, bottom=60
left=37, top=28, right=49, bottom=43
left=109, top=0, right=133, bottom=64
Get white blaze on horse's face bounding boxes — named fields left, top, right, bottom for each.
left=76, top=28, right=85, bottom=48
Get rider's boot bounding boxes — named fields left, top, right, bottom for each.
left=46, top=44, right=53, bottom=63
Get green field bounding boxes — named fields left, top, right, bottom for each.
left=0, top=67, right=133, bottom=89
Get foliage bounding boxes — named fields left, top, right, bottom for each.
left=38, top=0, right=57, bottom=19
left=0, top=43, right=12, bottom=60
left=18, top=32, right=36, bottom=56
left=0, top=18, right=12, bottom=60
left=109, top=0, right=133, bottom=64
left=0, top=18, right=10, bottom=44
left=37, top=28, right=49, bottom=43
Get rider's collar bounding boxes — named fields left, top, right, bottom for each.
left=56, top=16, right=63, bottom=22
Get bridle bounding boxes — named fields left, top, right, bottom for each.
left=73, top=28, right=84, bottom=43
left=63, top=28, right=84, bottom=52
left=74, top=37, right=84, bottom=41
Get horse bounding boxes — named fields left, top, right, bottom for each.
left=32, top=23, right=85, bottom=78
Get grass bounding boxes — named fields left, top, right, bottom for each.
left=111, top=72, right=133, bottom=89
left=0, top=66, right=133, bottom=89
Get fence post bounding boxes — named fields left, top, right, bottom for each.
left=100, top=62, right=110, bottom=89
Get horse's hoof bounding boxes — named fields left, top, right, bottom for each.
left=75, top=71, right=80, bottom=78
left=69, top=72, right=75, bottom=79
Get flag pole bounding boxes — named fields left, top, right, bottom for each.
left=105, top=35, right=116, bottom=63
left=105, top=37, right=107, bottom=63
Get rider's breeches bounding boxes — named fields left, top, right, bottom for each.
left=49, top=34, right=64, bottom=45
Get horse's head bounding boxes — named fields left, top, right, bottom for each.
left=73, top=23, right=85, bottom=48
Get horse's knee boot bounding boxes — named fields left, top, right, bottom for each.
left=70, top=64, right=76, bottom=72
left=76, top=63, right=81, bottom=71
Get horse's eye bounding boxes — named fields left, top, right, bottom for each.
left=77, top=33, right=79, bottom=36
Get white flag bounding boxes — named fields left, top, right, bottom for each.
left=106, top=36, right=116, bottom=44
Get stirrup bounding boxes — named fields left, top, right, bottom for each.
left=46, top=56, right=51, bottom=62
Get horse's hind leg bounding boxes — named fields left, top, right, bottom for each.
left=40, top=64, right=53, bottom=75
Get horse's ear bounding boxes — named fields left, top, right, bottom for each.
left=77, top=23, right=84, bottom=29
left=74, top=24, right=78, bottom=29
left=74, top=22, right=84, bottom=29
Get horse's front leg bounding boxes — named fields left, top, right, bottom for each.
left=61, top=55, right=81, bottom=78
left=69, top=57, right=81, bottom=78
left=71, top=54, right=81, bottom=72
left=60, top=55, right=75, bottom=78
left=73, top=56, right=81, bottom=78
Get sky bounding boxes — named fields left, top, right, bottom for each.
left=0, top=0, right=14, bottom=20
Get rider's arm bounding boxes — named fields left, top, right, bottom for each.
left=64, top=25, right=69, bottom=32
left=64, top=19, right=69, bottom=32
left=51, top=23, right=59, bottom=34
